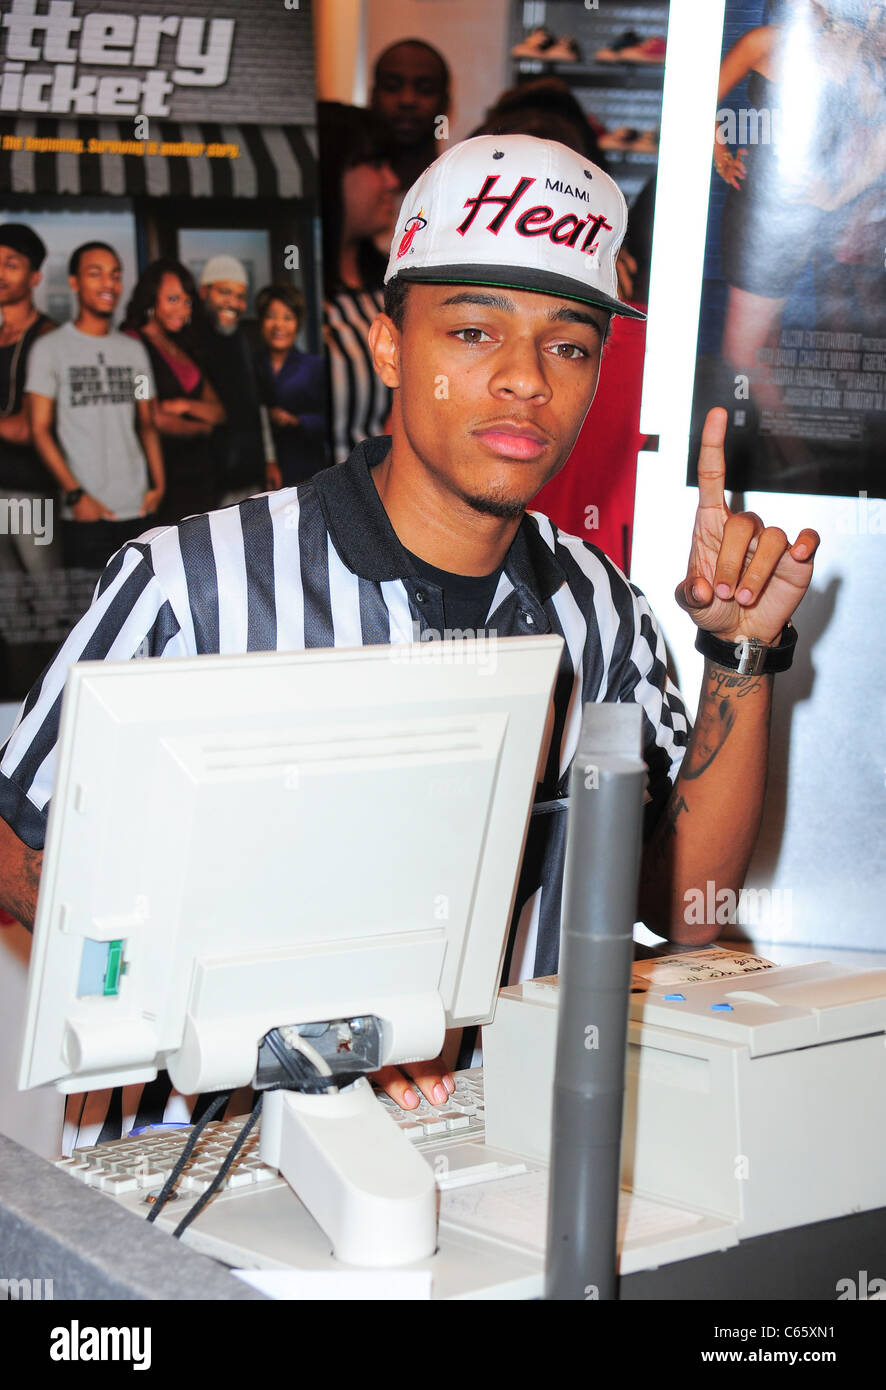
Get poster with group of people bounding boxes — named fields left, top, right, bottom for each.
left=690, top=0, right=886, bottom=499
left=0, top=0, right=324, bottom=701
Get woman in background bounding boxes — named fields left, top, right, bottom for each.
left=318, top=101, right=399, bottom=463
left=124, top=260, right=225, bottom=524
left=255, top=284, right=327, bottom=489
left=715, top=0, right=886, bottom=391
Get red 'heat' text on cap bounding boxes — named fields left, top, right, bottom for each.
left=456, top=175, right=613, bottom=256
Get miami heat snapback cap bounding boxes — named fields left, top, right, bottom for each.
left=385, top=134, right=645, bottom=320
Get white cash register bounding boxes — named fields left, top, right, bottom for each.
left=484, top=951, right=886, bottom=1254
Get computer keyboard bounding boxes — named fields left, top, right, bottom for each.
left=54, top=1069, right=487, bottom=1203
left=50, top=1066, right=732, bottom=1295
left=372, top=1068, right=485, bottom=1142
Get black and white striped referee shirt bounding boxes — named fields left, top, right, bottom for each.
left=0, top=435, right=690, bottom=1149
left=324, top=288, right=392, bottom=463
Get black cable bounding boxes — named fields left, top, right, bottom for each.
left=145, top=1091, right=230, bottom=1223
left=262, top=1027, right=354, bottom=1093
left=265, top=1029, right=320, bottom=1088
left=172, top=1093, right=264, bottom=1240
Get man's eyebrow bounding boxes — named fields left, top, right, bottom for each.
left=547, top=305, right=606, bottom=332
left=439, top=291, right=517, bottom=313
left=439, top=291, right=607, bottom=335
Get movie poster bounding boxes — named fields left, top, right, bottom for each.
left=0, top=0, right=322, bottom=701
left=689, top=0, right=886, bottom=497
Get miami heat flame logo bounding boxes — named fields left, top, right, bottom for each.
left=397, top=211, right=427, bottom=258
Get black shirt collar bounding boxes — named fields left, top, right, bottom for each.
left=312, top=436, right=566, bottom=604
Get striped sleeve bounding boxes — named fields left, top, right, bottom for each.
left=0, top=544, right=185, bottom=850
left=544, top=524, right=690, bottom=829
left=323, top=290, right=391, bottom=464
left=619, top=582, right=691, bottom=827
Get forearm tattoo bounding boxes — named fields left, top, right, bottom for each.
left=4, top=849, right=42, bottom=932
left=681, top=664, right=768, bottom=781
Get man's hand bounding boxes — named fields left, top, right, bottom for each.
left=675, top=407, right=819, bottom=644
left=140, top=488, right=164, bottom=517
left=270, top=407, right=300, bottom=429
left=73, top=493, right=115, bottom=522
left=371, top=1057, right=456, bottom=1110
left=265, top=459, right=283, bottom=491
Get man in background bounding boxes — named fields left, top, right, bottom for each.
left=198, top=255, right=274, bottom=502
left=26, top=242, right=164, bottom=575
left=0, top=225, right=57, bottom=574
left=370, top=39, right=450, bottom=194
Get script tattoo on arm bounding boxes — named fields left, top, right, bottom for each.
left=680, top=666, right=766, bottom=781
left=650, top=790, right=689, bottom=866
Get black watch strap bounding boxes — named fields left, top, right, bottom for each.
left=695, top=622, right=797, bottom=675
left=65, top=487, right=85, bottom=507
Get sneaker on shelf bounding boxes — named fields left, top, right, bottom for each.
left=629, top=129, right=660, bottom=154
left=594, top=29, right=642, bottom=62
left=545, top=35, right=582, bottom=63
left=598, top=127, right=640, bottom=151
left=619, top=36, right=667, bottom=65
left=512, top=26, right=557, bottom=59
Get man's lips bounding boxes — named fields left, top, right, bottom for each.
left=474, top=424, right=549, bottom=461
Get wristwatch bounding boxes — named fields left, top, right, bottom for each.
left=65, top=487, right=85, bottom=507
left=695, top=622, right=797, bottom=675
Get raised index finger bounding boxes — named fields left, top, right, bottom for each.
left=696, top=406, right=729, bottom=510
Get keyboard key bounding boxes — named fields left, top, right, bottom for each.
left=225, top=1169, right=255, bottom=1188
left=420, top=1118, right=448, bottom=1136
left=135, top=1169, right=166, bottom=1189
left=181, top=1176, right=210, bottom=1194
left=97, top=1173, right=139, bottom=1194
left=446, top=1113, right=471, bottom=1131
left=59, top=1160, right=92, bottom=1180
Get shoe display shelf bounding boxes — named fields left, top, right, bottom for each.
left=508, top=1, right=670, bottom=201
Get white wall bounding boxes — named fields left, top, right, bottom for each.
left=314, top=0, right=367, bottom=105
left=632, top=0, right=886, bottom=952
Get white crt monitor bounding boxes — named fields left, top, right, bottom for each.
left=19, top=637, right=563, bottom=1265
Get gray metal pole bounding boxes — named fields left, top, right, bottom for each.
left=545, top=702, right=646, bottom=1301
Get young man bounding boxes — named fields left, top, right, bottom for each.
left=370, top=39, right=451, bottom=192
left=197, top=255, right=274, bottom=500
left=0, top=137, right=818, bottom=1138
left=0, top=224, right=57, bottom=575
left=26, top=242, right=164, bottom=574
